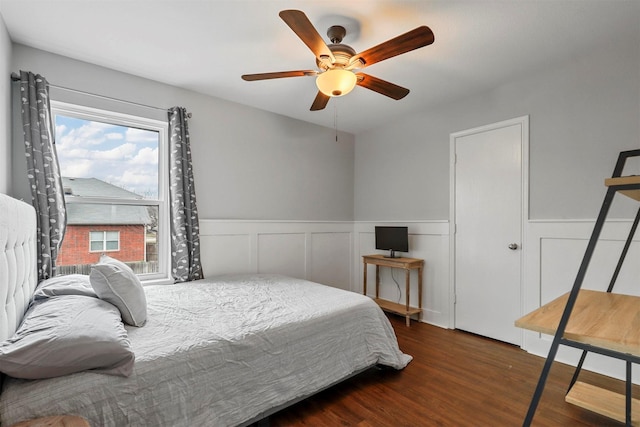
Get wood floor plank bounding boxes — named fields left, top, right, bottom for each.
left=268, top=314, right=638, bottom=426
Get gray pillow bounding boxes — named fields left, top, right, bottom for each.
left=0, top=295, right=135, bottom=379
left=90, top=254, right=147, bottom=326
left=33, top=274, right=97, bottom=300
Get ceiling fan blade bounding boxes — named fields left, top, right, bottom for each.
left=356, top=73, right=410, bottom=100
left=352, top=26, right=434, bottom=68
left=310, top=91, right=330, bottom=111
left=242, top=70, right=317, bottom=81
left=279, top=10, right=335, bottom=62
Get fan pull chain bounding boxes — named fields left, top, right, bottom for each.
left=334, top=104, right=338, bottom=142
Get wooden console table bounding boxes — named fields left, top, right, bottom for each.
left=362, top=254, right=424, bottom=326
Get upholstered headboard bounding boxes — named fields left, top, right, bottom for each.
left=0, top=194, right=37, bottom=341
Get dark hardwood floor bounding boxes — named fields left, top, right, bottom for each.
left=268, top=314, right=635, bottom=426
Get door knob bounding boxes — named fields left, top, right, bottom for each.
left=508, top=243, right=518, bottom=250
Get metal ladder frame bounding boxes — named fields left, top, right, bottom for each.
left=523, top=149, right=640, bottom=426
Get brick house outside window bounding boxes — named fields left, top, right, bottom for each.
left=57, top=177, right=153, bottom=273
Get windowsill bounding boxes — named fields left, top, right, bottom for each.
left=141, top=277, right=175, bottom=286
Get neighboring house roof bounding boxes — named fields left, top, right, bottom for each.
left=63, top=177, right=151, bottom=225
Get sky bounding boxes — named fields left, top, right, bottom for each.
left=55, top=115, right=159, bottom=199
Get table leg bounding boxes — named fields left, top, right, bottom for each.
left=405, top=268, right=411, bottom=326
left=418, top=265, right=423, bottom=321
left=363, top=261, right=367, bottom=296
left=375, top=266, right=380, bottom=299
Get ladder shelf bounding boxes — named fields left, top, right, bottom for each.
left=516, top=149, right=640, bottom=426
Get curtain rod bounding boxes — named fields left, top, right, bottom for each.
left=10, top=72, right=192, bottom=118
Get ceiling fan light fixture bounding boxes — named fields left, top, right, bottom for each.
left=316, top=69, right=357, bottom=97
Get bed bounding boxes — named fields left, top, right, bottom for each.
left=0, top=193, right=411, bottom=427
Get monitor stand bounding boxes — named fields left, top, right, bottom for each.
left=384, top=250, right=398, bottom=258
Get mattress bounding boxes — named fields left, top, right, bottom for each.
left=0, top=273, right=411, bottom=426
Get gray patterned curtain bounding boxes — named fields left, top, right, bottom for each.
left=19, top=71, right=67, bottom=281
left=168, top=107, right=203, bottom=282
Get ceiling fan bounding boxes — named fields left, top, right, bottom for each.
left=241, top=10, right=435, bottom=111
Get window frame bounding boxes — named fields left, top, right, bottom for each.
left=52, top=101, right=171, bottom=284
left=89, top=230, right=120, bottom=253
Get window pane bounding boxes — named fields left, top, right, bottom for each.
left=89, top=231, right=103, bottom=242
left=55, top=115, right=159, bottom=200
left=105, top=241, right=119, bottom=251
left=58, top=204, right=158, bottom=275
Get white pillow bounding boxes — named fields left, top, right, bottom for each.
left=34, top=274, right=97, bottom=300
left=0, top=295, right=135, bottom=379
left=90, top=254, right=147, bottom=327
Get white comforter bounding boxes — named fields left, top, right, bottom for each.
left=0, top=274, right=411, bottom=426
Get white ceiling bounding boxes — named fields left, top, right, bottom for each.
left=1, top=0, right=638, bottom=134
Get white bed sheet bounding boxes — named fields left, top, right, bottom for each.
left=0, top=273, right=411, bottom=426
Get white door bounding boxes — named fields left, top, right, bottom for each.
left=452, top=117, right=526, bottom=345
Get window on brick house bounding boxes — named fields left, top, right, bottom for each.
left=90, top=231, right=120, bottom=252
left=53, top=101, right=169, bottom=283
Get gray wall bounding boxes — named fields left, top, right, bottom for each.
left=0, top=15, right=11, bottom=195
left=10, top=45, right=355, bottom=221
left=9, top=27, right=640, bottom=222
left=355, top=35, right=640, bottom=221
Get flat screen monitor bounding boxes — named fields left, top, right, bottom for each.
left=375, top=226, right=409, bottom=258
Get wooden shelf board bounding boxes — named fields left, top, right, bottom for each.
left=515, top=290, right=640, bottom=357
left=373, top=298, right=421, bottom=316
left=605, top=176, right=640, bottom=186
left=565, top=381, right=640, bottom=426
left=605, top=176, right=640, bottom=201
left=362, top=254, right=424, bottom=269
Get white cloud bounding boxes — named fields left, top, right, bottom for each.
left=105, top=132, right=124, bottom=140
left=56, top=116, right=160, bottom=198
left=60, top=147, right=91, bottom=159
left=126, top=128, right=158, bottom=143
left=59, top=158, right=93, bottom=178
left=121, top=169, right=157, bottom=186
left=57, top=121, right=121, bottom=148
left=58, top=143, right=138, bottom=162
left=107, top=168, right=158, bottom=197
left=131, top=146, right=158, bottom=165
left=92, top=143, right=137, bottom=160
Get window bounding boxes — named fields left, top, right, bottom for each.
left=52, top=101, right=169, bottom=282
left=90, top=231, right=120, bottom=252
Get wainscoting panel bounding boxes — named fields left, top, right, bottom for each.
left=309, top=232, right=352, bottom=291
left=523, top=219, right=640, bottom=383
left=199, top=221, right=354, bottom=290
left=258, top=233, right=306, bottom=278
left=541, top=237, right=640, bottom=303
left=200, top=233, right=252, bottom=277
